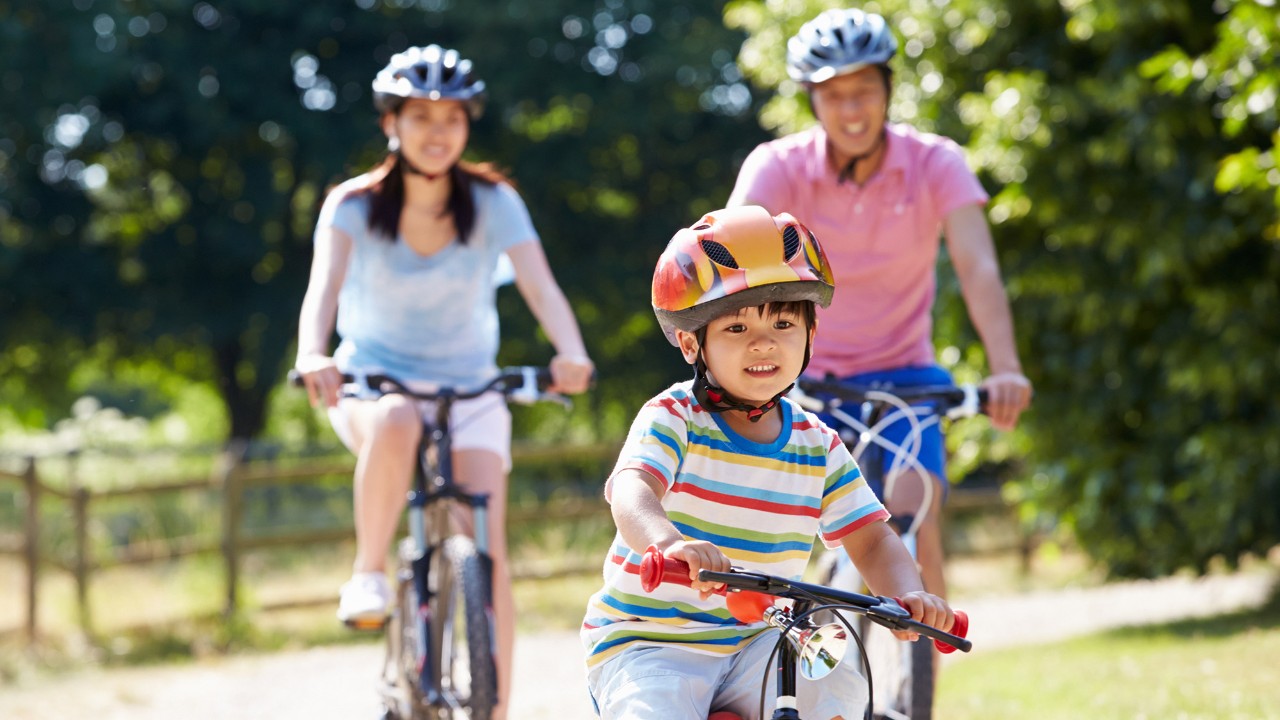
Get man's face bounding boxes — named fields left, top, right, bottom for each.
left=809, top=66, right=889, bottom=165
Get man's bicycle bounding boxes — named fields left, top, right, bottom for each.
left=292, top=366, right=569, bottom=720
left=640, top=546, right=970, bottom=720
left=789, top=379, right=986, bottom=720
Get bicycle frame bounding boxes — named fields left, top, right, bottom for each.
left=403, top=382, right=496, bottom=710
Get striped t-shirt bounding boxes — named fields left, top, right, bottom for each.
left=580, top=381, right=889, bottom=668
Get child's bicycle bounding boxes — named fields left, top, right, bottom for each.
left=291, top=366, right=569, bottom=720
left=640, top=546, right=971, bottom=720
left=790, top=379, right=987, bottom=720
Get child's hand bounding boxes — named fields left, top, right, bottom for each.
left=665, top=541, right=730, bottom=599
left=893, top=591, right=954, bottom=643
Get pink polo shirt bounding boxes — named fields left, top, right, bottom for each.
left=728, top=123, right=988, bottom=378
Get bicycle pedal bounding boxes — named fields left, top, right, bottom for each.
left=343, top=616, right=389, bottom=632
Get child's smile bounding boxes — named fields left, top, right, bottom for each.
left=696, top=305, right=812, bottom=406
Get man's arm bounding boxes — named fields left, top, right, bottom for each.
left=944, top=203, right=1032, bottom=430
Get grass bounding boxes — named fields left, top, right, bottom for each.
left=938, top=590, right=1280, bottom=719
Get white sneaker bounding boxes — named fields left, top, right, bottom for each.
left=337, top=571, right=391, bottom=628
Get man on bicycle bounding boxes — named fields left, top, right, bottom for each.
left=727, top=8, right=1032, bottom=602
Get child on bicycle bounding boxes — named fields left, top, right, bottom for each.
left=580, top=206, right=954, bottom=720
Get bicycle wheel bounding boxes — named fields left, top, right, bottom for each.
left=862, top=618, right=934, bottom=720
left=429, top=534, right=498, bottom=720
left=383, top=544, right=429, bottom=720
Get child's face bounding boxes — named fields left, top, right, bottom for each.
left=679, top=305, right=814, bottom=406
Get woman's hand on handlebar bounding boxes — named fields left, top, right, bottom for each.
left=549, top=353, right=594, bottom=395
left=661, top=540, right=730, bottom=599
left=893, top=590, right=954, bottom=643
left=295, top=354, right=344, bottom=409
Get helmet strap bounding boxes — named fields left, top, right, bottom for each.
left=837, top=125, right=887, bottom=185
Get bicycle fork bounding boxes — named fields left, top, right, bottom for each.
left=407, top=488, right=443, bottom=707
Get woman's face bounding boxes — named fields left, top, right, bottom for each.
left=384, top=98, right=469, bottom=175
left=809, top=66, right=889, bottom=168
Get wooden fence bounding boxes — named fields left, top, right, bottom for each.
left=0, top=444, right=1026, bottom=646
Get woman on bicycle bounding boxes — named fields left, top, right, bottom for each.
left=294, top=44, right=593, bottom=720
left=727, top=8, right=1032, bottom=603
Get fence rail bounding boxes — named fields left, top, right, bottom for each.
left=0, top=445, right=1024, bottom=646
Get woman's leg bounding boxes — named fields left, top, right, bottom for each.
left=344, top=394, right=422, bottom=574
left=330, top=394, right=422, bottom=625
left=451, top=448, right=512, bottom=720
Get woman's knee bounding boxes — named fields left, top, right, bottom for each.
left=367, top=397, right=421, bottom=442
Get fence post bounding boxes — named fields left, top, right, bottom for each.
left=219, top=440, right=249, bottom=619
left=22, top=456, right=39, bottom=646
left=72, top=484, right=92, bottom=639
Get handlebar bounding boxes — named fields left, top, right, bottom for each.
left=639, top=546, right=970, bottom=654
left=791, top=379, right=987, bottom=420
left=287, top=366, right=570, bottom=407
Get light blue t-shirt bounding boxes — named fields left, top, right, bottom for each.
left=317, top=176, right=537, bottom=389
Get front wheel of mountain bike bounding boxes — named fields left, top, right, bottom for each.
left=430, top=534, right=497, bottom=720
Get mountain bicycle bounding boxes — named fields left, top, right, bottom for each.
left=292, top=366, right=570, bottom=720
left=789, top=379, right=986, bottom=720
left=640, top=546, right=970, bottom=720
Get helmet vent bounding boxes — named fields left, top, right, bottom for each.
left=700, top=240, right=739, bottom=269
left=782, top=225, right=801, bottom=260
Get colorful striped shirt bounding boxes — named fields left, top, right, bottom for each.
left=580, top=381, right=889, bottom=668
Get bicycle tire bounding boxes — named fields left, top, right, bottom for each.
left=907, top=636, right=934, bottom=719
left=862, top=616, right=933, bottom=720
left=430, top=534, right=498, bottom=720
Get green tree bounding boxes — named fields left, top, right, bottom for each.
left=726, top=0, right=1279, bottom=577
left=0, top=0, right=769, bottom=441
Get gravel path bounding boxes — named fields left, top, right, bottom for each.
left=1, top=571, right=1273, bottom=720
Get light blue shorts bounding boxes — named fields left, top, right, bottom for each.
left=587, top=629, right=867, bottom=720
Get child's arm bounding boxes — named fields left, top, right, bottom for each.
left=840, top=521, right=954, bottom=640
left=609, top=468, right=729, bottom=598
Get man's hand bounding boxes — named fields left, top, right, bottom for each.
left=981, top=372, right=1032, bottom=431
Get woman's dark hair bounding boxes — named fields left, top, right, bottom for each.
left=360, top=154, right=513, bottom=244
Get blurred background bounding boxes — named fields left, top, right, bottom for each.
left=1, top=0, right=1278, bottom=714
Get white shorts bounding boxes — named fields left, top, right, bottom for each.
left=327, top=389, right=512, bottom=472
left=586, top=629, right=867, bottom=720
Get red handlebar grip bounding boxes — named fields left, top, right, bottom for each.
left=935, top=610, right=969, bottom=654
left=640, top=545, right=694, bottom=592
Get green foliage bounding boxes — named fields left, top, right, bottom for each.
left=1, top=0, right=766, bottom=444
left=728, top=0, right=1280, bottom=577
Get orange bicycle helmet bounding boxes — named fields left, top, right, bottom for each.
left=652, top=206, right=836, bottom=421
left=652, top=205, right=834, bottom=346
